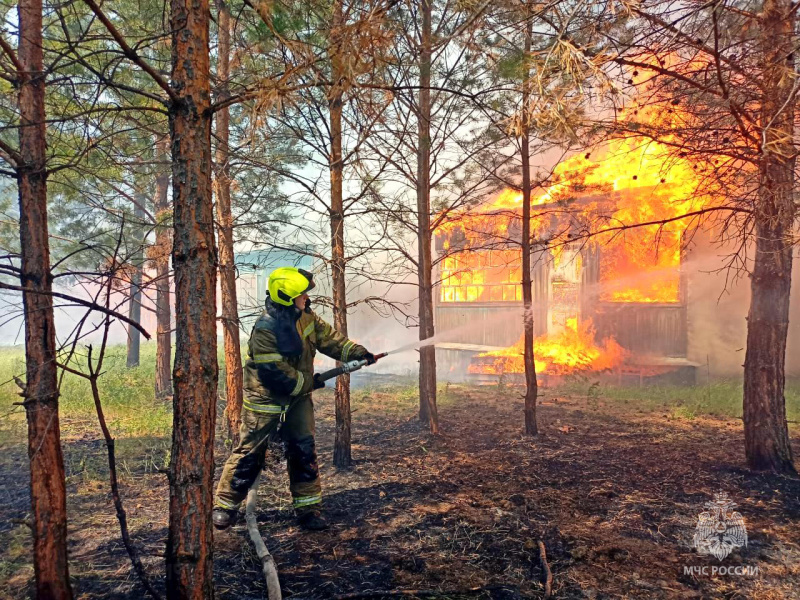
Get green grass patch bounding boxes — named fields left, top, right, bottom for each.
left=350, top=378, right=462, bottom=417
left=0, top=523, right=34, bottom=594
left=0, top=344, right=172, bottom=442
left=553, top=377, right=800, bottom=422
left=0, top=344, right=173, bottom=482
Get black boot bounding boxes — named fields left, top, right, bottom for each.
left=212, top=507, right=239, bottom=530
left=297, top=509, right=329, bottom=531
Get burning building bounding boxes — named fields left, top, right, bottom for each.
left=433, top=139, right=800, bottom=385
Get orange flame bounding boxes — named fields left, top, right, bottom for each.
left=548, top=132, right=706, bottom=303
left=438, top=100, right=719, bottom=376
left=437, top=110, right=716, bottom=305
left=469, top=318, right=627, bottom=376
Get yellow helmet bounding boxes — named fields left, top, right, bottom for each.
left=268, top=267, right=316, bottom=306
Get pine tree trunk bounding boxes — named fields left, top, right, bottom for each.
left=214, top=0, right=243, bottom=444
left=416, top=0, right=438, bottom=434
left=330, top=0, right=352, bottom=469
left=521, top=13, right=538, bottom=436
left=166, top=1, right=218, bottom=598
left=154, top=137, right=173, bottom=399
left=742, top=0, right=796, bottom=474
left=17, top=0, right=73, bottom=597
left=127, top=196, right=145, bottom=368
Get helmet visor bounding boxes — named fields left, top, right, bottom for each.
left=297, top=268, right=316, bottom=293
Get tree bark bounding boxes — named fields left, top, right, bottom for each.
left=214, top=0, right=243, bottom=444
left=416, top=0, right=438, bottom=434
left=17, top=0, right=73, bottom=597
left=127, top=194, right=146, bottom=368
left=521, top=11, right=538, bottom=436
left=742, top=0, right=796, bottom=474
left=154, top=137, right=173, bottom=399
left=329, top=0, right=352, bottom=469
left=166, top=1, right=218, bottom=598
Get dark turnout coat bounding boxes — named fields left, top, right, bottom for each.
left=242, top=297, right=368, bottom=412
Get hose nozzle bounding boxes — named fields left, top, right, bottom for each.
left=316, top=352, right=388, bottom=383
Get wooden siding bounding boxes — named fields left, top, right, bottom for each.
left=436, top=304, right=535, bottom=346
left=434, top=252, right=549, bottom=346
left=582, top=242, right=688, bottom=357
left=434, top=241, right=689, bottom=358
left=590, top=303, right=688, bottom=357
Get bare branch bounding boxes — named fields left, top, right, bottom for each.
left=0, top=282, right=151, bottom=339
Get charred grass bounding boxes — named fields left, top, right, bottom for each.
left=0, top=349, right=799, bottom=599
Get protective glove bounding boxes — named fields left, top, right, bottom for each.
left=312, top=373, right=326, bottom=390
left=363, top=352, right=377, bottom=365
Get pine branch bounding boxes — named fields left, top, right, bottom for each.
left=0, top=33, right=22, bottom=74
left=81, top=0, right=176, bottom=103
left=0, top=138, right=22, bottom=167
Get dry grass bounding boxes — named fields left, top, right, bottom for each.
left=1, top=360, right=799, bottom=599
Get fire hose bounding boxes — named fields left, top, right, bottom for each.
left=316, top=352, right=388, bottom=383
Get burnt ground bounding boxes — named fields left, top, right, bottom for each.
left=1, top=384, right=799, bottom=600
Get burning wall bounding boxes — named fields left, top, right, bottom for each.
left=434, top=134, right=719, bottom=380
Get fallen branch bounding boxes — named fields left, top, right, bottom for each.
left=246, top=474, right=281, bottom=600
left=538, top=540, right=553, bottom=598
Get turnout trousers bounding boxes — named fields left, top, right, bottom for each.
left=214, top=395, right=322, bottom=512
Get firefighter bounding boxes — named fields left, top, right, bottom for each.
left=212, top=267, right=375, bottom=531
